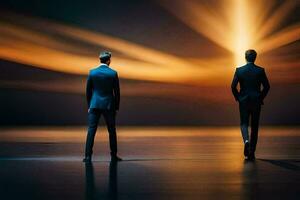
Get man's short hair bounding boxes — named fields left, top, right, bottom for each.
left=99, top=51, right=112, bottom=63
left=245, top=49, right=257, bottom=62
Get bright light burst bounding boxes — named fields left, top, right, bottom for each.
left=160, top=0, right=300, bottom=67
left=0, top=0, right=299, bottom=88
left=233, top=0, right=251, bottom=66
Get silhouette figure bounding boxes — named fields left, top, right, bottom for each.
left=231, top=49, right=270, bottom=160
left=83, top=51, right=122, bottom=162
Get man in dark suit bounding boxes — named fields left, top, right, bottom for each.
left=83, top=51, right=122, bottom=162
left=231, top=49, right=270, bottom=160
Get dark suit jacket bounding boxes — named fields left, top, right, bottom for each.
left=231, top=63, right=270, bottom=105
left=86, top=64, right=120, bottom=110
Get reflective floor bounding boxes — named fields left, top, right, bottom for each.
left=0, top=127, right=299, bottom=200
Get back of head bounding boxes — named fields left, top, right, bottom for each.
left=245, top=49, right=257, bottom=63
left=99, top=51, right=112, bottom=64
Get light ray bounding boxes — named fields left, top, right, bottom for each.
left=1, top=12, right=195, bottom=70
left=0, top=0, right=299, bottom=88
left=159, top=0, right=233, bottom=52
left=232, top=0, right=251, bottom=66
left=159, top=0, right=300, bottom=67
left=255, top=0, right=297, bottom=42
left=0, top=12, right=230, bottom=85
left=256, top=24, right=300, bottom=53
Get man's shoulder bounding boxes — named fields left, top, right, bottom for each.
left=236, top=64, right=265, bottom=71
left=235, top=64, right=247, bottom=72
left=89, top=66, right=118, bottom=77
left=254, top=64, right=265, bottom=71
left=108, top=67, right=118, bottom=74
left=106, top=67, right=118, bottom=77
left=89, top=67, right=99, bottom=74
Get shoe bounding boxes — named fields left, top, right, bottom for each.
left=248, top=153, right=256, bottom=161
left=83, top=156, right=92, bottom=162
left=244, top=142, right=250, bottom=158
left=111, top=155, right=123, bottom=162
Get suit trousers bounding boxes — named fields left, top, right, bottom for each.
left=239, top=102, right=261, bottom=153
left=85, top=108, right=118, bottom=157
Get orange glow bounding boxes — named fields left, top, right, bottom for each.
left=0, top=0, right=299, bottom=87
left=0, top=14, right=226, bottom=84
left=160, top=0, right=299, bottom=67
left=232, top=0, right=251, bottom=66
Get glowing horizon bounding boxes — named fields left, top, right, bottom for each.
left=0, top=0, right=299, bottom=89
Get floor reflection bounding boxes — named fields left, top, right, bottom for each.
left=242, top=160, right=258, bottom=200
left=85, top=161, right=118, bottom=200
left=108, top=161, right=118, bottom=200
left=0, top=127, right=299, bottom=199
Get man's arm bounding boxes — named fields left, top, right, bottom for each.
left=86, top=74, right=93, bottom=109
left=113, top=72, right=120, bottom=111
left=261, top=69, right=270, bottom=100
left=231, top=69, right=240, bottom=101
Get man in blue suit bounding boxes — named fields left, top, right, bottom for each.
left=83, top=51, right=122, bottom=162
left=231, top=49, right=270, bottom=160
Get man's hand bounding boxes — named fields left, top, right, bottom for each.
left=88, top=108, right=90, bottom=113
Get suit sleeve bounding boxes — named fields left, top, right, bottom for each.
left=231, top=69, right=240, bottom=101
left=261, top=69, right=270, bottom=100
left=86, top=73, right=93, bottom=108
left=113, top=72, right=120, bottom=110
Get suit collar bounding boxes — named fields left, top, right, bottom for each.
left=99, top=63, right=109, bottom=68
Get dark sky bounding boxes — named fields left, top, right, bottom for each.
left=0, top=0, right=299, bottom=125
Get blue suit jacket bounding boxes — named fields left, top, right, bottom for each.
left=231, top=63, right=270, bottom=105
left=86, top=64, right=120, bottom=110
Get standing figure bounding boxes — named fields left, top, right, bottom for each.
left=231, top=49, right=270, bottom=160
left=83, top=51, right=122, bottom=162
